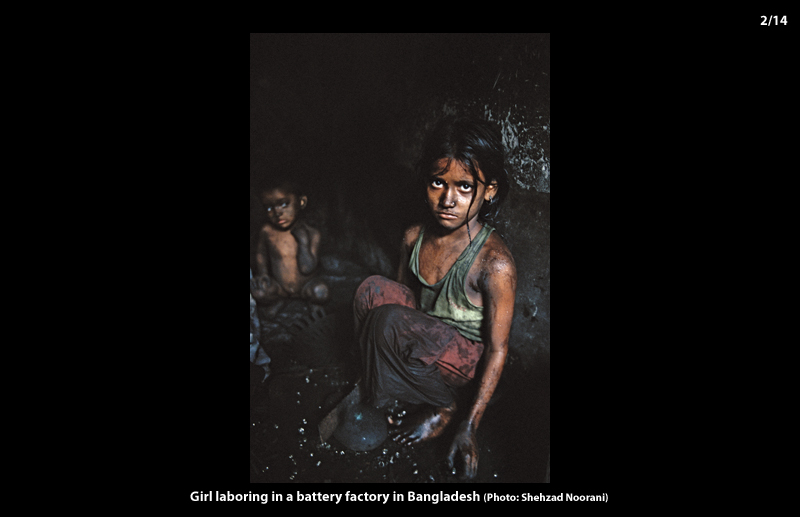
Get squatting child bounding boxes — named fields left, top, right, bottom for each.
left=250, top=179, right=330, bottom=318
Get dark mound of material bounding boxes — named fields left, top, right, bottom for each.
left=332, top=400, right=388, bottom=452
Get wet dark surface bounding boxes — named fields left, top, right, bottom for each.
left=250, top=274, right=549, bottom=484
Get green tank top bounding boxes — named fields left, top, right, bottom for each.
left=409, top=224, right=494, bottom=342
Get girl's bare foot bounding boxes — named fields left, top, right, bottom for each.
left=388, top=402, right=456, bottom=445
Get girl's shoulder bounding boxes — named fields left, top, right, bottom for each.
left=478, top=231, right=516, bottom=278
left=402, top=224, right=424, bottom=248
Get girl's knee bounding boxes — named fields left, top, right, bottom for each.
left=354, top=275, right=415, bottom=313
left=356, top=275, right=389, bottom=296
left=354, top=275, right=391, bottom=312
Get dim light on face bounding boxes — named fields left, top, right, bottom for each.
left=425, top=159, right=496, bottom=231
left=260, top=187, right=306, bottom=230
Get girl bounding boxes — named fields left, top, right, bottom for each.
left=354, top=116, right=517, bottom=480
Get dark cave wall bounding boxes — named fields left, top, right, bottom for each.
left=250, top=34, right=550, bottom=371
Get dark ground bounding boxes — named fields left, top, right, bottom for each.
left=249, top=269, right=550, bottom=484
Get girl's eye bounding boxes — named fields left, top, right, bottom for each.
left=459, top=183, right=473, bottom=192
left=431, top=179, right=444, bottom=188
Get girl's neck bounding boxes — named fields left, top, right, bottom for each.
left=428, top=215, right=483, bottom=244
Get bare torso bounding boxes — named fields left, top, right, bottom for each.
left=257, top=223, right=320, bottom=296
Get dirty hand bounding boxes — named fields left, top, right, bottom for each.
left=290, top=222, right=309, bottom=245
left=446, top=421, right=479, bottom=480
left=250, top=275, right=270, bottom=298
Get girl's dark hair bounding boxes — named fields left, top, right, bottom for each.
left=416, top=116, right=510, bottom=222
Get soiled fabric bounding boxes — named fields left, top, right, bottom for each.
left=409, top=224, right=493, bottom=342
left=354, top=275, right=484, bottom=409
left=250, top=269, right=270, bottom=381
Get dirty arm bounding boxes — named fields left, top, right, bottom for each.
left=254, top=230, right=271, bottom=279
left=396, top=239, right=410, bottom=285
left=251, top=231, right=275, bottom=300
left=396, top=225, right=421, bottom=286
left=292, top=222, right=320, bottom=276
left=447, top=255, right=517, bottom=479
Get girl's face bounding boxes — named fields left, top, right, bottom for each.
left=260, top=187, right=306, bottom=230
left=425, top=158, right=497, bottom=232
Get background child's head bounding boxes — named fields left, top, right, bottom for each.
left=256, top=179, right=307, bottom=230
left=416, top=116, right=510, bottom=221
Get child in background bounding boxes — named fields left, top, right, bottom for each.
left=250, top=179, right=330, bottom=318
